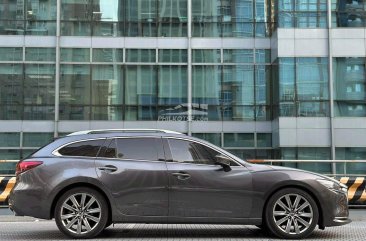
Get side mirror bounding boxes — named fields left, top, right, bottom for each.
left=215, top=154, right=232, bottom=172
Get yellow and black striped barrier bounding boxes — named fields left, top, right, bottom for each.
left=340, top=177, right=366, bottom=205
left=0, top=177, right=16, bottom=206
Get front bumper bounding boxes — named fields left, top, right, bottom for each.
left=322, top=188, right=352, bottom=227
left=329, top=216, right=352, bottom=226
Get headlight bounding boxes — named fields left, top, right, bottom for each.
left=316, top=179, right=347, bottom=192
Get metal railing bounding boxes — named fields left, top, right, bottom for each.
left=247, top=159, right=366, bottom=177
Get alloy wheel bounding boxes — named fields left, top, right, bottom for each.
left=272, top=193, right=314, bottom=235
left=60, top=193, right=102, bottom=235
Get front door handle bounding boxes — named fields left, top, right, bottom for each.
left=172, top=172, right=191, bottom=180
left=98, top=165, right=118, bottom=173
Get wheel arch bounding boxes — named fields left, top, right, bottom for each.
left=50, top=182, right=113, bottom=225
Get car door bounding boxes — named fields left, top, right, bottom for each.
left=164, top=137, right=253, bottom=220
left=95, top=137, right=168, bottom=218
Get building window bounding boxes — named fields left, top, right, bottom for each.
left=332, top=0, right=366, bottom=27
left=336, top=147, right=366, bottom=175
left=277, top=0, right=327, bottom=28
left=334, top=57, right=366, bottom=117
left=277, top=147, right=332, bottom=174
left=276, top=57, right=329, bottom=117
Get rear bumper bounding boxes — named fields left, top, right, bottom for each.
left=8, top=183, right=52, bottom=220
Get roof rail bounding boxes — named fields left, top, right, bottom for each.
left=67, top=129, right=183, bottom=136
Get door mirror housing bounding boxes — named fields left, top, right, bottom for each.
left=215, top=154, right=232, bottom=172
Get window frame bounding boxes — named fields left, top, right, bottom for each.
left=165, top=137, right=242, bottom=167
left=52, top=138, right=107, bottom=158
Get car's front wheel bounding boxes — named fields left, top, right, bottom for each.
left=54, top=187, right=109, bottom=239
left=265, top=188, right=319, bottom=239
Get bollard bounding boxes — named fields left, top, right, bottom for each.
left=339, top=177, right=366, bottom=205
left=0, top=177, right=16, bottom=206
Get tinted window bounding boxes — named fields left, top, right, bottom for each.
left=168, top=139, right=239, bottom=166
left=168, top=139, right=220, bottom=165
left=98, top=139, right=117, bottom=158
left=58, top=139, right=105, bottom=157
left=115, top=138, right=159, bottom=161
left=105, top=139, right=117, bottom=158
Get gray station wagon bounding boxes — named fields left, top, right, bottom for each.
left=9, top=129, right=351, bottom=239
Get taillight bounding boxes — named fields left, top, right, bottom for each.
left=16, top=160, right=43, bottom=176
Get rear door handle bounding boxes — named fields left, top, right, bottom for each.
left=172, top=172, right=191, bottom=180
left=98, top=165, right=118, bottom=173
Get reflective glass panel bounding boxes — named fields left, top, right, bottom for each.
left=92, top=49, right=123, bottom=62
left=125, top=65, right=157, bottom=105
left=192, top=65, right=221, bottom=105
left=61, top=22, right=91, bottom=36
left=23, top=105, right=55, bottom=120
left=25, top=48, right=55, bottom=62
left=223, top=65, right=254, bottom=105
left=0, top=150, right=20, bottom=160
left=91, top=106, right=123, bottom=120
left=61, top=0, right=92, bottom=20
left=255, top=65, right=270, bottom=105
left=126, top=0, right=157, bottom=36
left=61, top=48, right=90, bottom=62
left=26, top=0, right=57, bottom=20
left=0, top=133, right=20, bottom=147
left=255, top=49, right=271, bottom=63
left=158, top=0, right=187, bottom=37
left=192, top=49, right=221, bottom=63
left=224, top=133, right=255, bottom=147
left=126, top=49, right=155, bottom=63
left=158, top=66, right=187, bottom=105
left=25, top=21, right=56, bottom=35
left=257, top=133, right=272, bottom=147
left=223, top=49, right=254, bottom=63
left=60, top=64, right=91, bottom=105
left=334, top=57, right=366, bottom=117
left=23, top=132, right=53, bottom=147
left=336, top=147, right=366, bottom=175
left=91, top=65, right=123, bottom=105
left=279, top=58, right=295, bottom=102
left=192, top=133, right=221, bottom=146
left=0, top=64, right=23, bottom=106
left=332, top=0, right=366, bottom=27
left=24, top=64, right=55, bottom=105
left=0, top=48, right=22, bottom=61
left=158, top=49, right=187, bottom=63
left=296, top=58, right=329, bottom=101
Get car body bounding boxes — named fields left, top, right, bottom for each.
left=9, top=129, right=351, bottom=239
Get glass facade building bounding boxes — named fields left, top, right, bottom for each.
left=0, top=0, right=365, bottom=174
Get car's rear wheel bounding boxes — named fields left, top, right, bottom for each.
left=54, top=187, right=109, bottom=239
left=265, top=188, right=319, bottom=239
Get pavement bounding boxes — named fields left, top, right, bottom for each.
left=0, top=208, right=365, bottom=240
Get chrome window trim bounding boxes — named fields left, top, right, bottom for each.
left=52, top=138, right=107, bottom=157
left=164, top=136, right=244, bottom=167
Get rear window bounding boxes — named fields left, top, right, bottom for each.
left=58, top=139, right=105, bottom=157
left=98, top=138, right=160, bottom=161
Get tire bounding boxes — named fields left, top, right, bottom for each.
left=264, top=188, right=319, bottom=239
left=54, top=187, right=109, bottom=239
